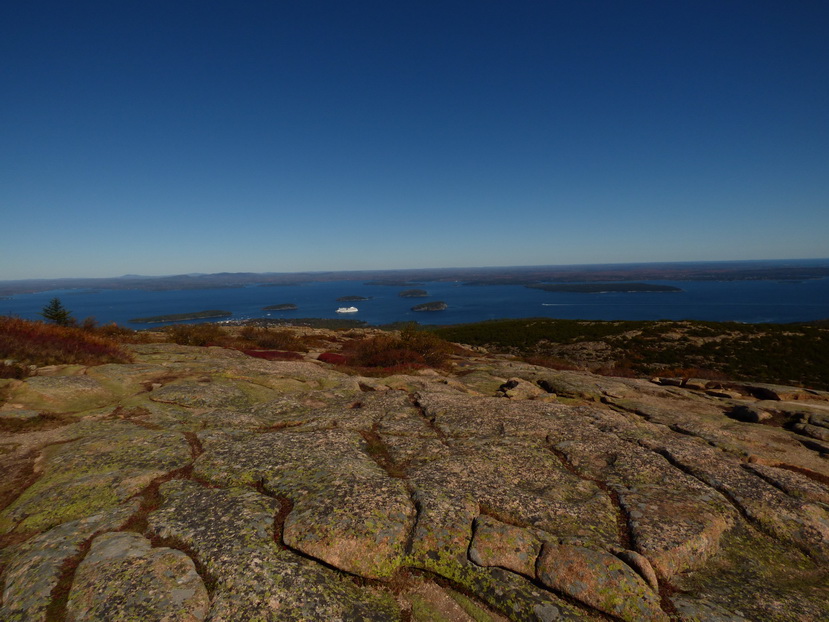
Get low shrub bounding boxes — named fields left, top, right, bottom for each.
left=0, top=361, right=30, bottom=379
left=95, top=322, right=153, bottom=343
left=238, top=326, right=308, bottom=351
left=165, top=323, right=227, bottom=347
left=344, top=325, right=453, bottom=370
left=162, top=323, right=313, bottom=355
left=0, top=316, right=132, bottom=368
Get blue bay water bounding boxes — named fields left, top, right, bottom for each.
left=2, top=278, right=829, bottom=327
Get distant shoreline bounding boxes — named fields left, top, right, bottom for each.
left=129, top=310, right=233, bottom=324
left=4, top=267, right=828, bottom=327
left=527, top=283, right=682, bottom=293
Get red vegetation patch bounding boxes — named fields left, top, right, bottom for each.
left=0, top=316, right=132, bottom=368
left=343, top=327, right=453, bottom=369
left=318, top=352, right=348, bottom=365
left=240, top=349, right=303, bottom=361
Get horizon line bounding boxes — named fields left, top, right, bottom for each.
left=3, top=256, right=829, bottom=283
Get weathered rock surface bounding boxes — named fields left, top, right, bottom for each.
left=0, top=503, right=138, bottom=622
left=147, top=480, right=398, bottom=621
left=66, top=531, right=209, bottom=621
left=193, top=427, right=415, bottom=579
left=536, top=543, right=666, bottom=621
left=0, top=420, right=192, bottom=534
left=1, top=341, right=828, bottom=621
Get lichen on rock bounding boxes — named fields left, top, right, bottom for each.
left=1, top=339, right=828, bottom=620
left=66, top=531, right=210, bottom=621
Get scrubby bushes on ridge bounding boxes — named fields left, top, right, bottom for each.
left=342, top=324, right=454, bottom=370
left=434, top=317, right=829, bottom=389
left=163, top=323, right=310, bottom=351
left=0, top=316, right=133, bottom=370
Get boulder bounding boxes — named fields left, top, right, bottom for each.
left=727, top=404, right=773, bottom=423
left=496, top=378, right=553, bottom=400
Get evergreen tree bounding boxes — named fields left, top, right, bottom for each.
left=40, top=297, right=74, bottom=326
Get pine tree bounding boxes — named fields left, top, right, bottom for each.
left=40, top=297, right=74, bottom=326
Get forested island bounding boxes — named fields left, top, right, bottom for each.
left=527, top=282, right=682, bottom=293
left=128, top=310, right=232, bottom=324
left=263, top=303, right=298, bottom=311
left=336, top=295, right=371, bottom=302
left=411, top=301, right=447, bottom=311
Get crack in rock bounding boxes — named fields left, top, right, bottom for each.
left=644, top=439, right=829, bottom=563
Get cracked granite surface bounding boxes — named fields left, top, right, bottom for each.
left=1, top=342, right=828, bottom=621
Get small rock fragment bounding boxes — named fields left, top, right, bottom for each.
left=613, top=548, right=659, bottom=591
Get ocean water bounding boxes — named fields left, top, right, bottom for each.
left=2, top=278, right=829, bottom=327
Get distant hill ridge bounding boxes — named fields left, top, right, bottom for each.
left=2, top=258, right=829, bottom=296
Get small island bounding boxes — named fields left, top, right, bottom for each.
left=128, top=310, right=233, bottom=324
left=336, top=295, right=371, bottom=302
left=263, top=303, right=298, bottom=311
left=399, top=289, right=428, bottom=298
left=411, top=301, right=447, bottom=312
left=527, top=282, right=682, bottom=293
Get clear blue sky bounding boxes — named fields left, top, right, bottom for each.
left=2, top=1, right=828, bottom=280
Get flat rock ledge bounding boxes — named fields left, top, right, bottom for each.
left=1, top=342, right=828, bottom=621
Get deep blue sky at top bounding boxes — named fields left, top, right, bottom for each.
left=2, top=1, right=828, bottom=279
